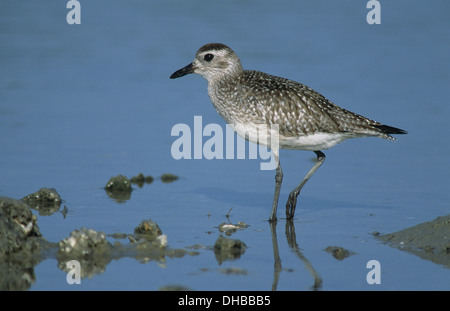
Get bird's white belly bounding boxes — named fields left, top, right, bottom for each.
left=278, top=132, right=352, bottom=151
left=230, top=122, right=353, bottom=151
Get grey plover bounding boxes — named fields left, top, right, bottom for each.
left=170, top=43, right=407, bottom=222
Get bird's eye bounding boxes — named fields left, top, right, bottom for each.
left=204, top=54, right=214, bottom=62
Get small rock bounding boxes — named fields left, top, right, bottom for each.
left=160, top=174, right=178, bottom=183
left=0, top=197, right=42, bottom=256
left=21, top=188, right=62, bottom=214
left=104, top=175, right=132, bottom=202
left=105, top=175, right=132, bottom=193
left=213, top=235, right=247, bottom=264
left=134, top=219, right=163, bottom=239
left=324, top=246, right=354, bottom=260
left=130, top=173, right=154, bottom=187
left=58, top=228, right=111, bottom=257
left=58, top=228, right=113, bottom=279
left=0, top=197, right=47, bottom=290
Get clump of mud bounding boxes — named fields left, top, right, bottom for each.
left=58, top=228, right=113, bottom=279
left=324, top=246, right=355, bottom=260
left=104, top=173, right=179, bottom=202
left=0, top=189, right=198, bottom=290
left=213, top=235, right=247, bottom=264
left=0, top=197, right=49, bottom=290
left=131, top=219, right=168, bottom=251
left=376, top=215, right=450, bottom=268
left=160, top=173, right=178, bottom=183
left=130, top=173, right=154, bottom=187
left=104, top=175, right=133, bottom=202
left=21, top=187, right=62, bottom=215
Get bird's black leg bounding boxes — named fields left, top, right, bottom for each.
left=269, top=153, right=282, bottom=222
left=286, top=151, right=325, bottom=219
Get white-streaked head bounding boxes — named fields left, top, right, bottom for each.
left=170, top=43, right=243, bottom=83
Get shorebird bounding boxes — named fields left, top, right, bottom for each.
left=170, top=43, right=407, bottom=222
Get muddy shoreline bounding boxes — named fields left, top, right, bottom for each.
left=376, top=215, right=450, bottom=268
left=0, top=174, right=250, bottom=290
left=1, top=175, right=449, bottom=290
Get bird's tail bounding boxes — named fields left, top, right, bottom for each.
left=373, top=124, right=407, bottom=141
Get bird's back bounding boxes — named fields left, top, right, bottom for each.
left=209, top=69, right=405, bottom=143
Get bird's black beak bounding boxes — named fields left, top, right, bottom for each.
left=170, top=63, right=195, bottom=79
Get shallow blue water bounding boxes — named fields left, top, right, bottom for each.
left=1, top=0, right=449, bottom=290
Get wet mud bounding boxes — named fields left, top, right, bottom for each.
left=2, top=174, right=448, bottom=290
left=0, top=197, right=49, bottom=290
left=0, top=184, right=203, bottom=290
left=376, top=215, right=450, bottom=268
left=0, top=175, right=255, bottom=290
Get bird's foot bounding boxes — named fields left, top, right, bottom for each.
left=268, top=215, right=277, bottom=223
left=286, top=191, right=299, bottom=219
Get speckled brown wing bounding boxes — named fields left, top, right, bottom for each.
left=237, top=70, right=405, bottom=140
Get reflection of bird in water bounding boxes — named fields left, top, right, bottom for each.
left=270, top=221, right=322, bottom=290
